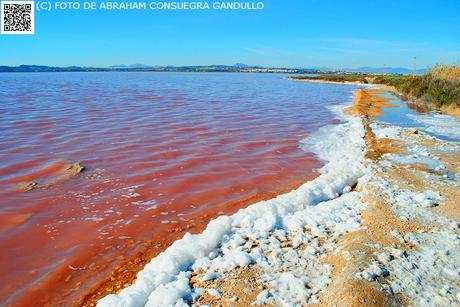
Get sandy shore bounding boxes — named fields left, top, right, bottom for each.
left=95, top=88, right=460, bottom=306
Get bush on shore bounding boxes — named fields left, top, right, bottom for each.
left=292, top=65, right=460, bottom=108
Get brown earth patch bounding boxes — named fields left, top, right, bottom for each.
left=384, top=165, right=431, bottom=191
left=365, top=132, right=407, bottom=160
left=434, top=183, right=460, bottom=222
left=436, top=151, right=460, bottom=174
left=442, top=105, right=460, bottom=119
left=346, top=88, right=407, bottom=161
left=345, top=88, right=397, bottom=118
left=190, top=266, right=266, bottom=306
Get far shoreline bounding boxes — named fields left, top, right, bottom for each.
left=286, top=76, right=365, bottom=86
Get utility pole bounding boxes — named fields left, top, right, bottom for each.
left=413, top=56, right=417, bottom=74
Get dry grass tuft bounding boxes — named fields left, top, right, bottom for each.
left=431, top=65, right=460, bottom=83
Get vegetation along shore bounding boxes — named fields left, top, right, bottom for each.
left=290, top=65, right=460, bottom=117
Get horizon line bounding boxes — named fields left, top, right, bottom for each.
left=0, top=63, right=433, bottom=70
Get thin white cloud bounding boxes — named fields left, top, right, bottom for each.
left=316, top=37, right=389, bottom=45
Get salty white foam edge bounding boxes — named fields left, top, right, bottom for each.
left=98, top=94, right=368, bottom=307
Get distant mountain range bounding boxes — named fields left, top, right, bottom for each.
left=0, top=64, right=426, bottom=74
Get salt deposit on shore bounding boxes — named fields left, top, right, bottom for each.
left=98, top=88, right=460, bottom=306
left=353, top=116, right=460, bottom=306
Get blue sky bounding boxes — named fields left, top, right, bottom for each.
left=1, top=0, right=459, bottom=68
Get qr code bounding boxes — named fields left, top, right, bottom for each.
left=1, top=1, right=34, bottom=34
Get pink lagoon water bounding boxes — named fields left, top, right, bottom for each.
left=0, top=72, right=356, bottom=305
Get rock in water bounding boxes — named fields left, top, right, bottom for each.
left=21, top=181, right=37, bottom=192
left=66, top=162, right=85, bottom=175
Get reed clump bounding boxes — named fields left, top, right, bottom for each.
left=431, top=65, right=460, bottom=83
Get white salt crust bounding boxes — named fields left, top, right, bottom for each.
left=407, top=113, right=460, bottom=140
left=357, top=122, right=460, bottom=305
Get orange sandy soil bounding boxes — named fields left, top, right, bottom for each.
left=443, top=105, right=460, bottom=119
left=182, top=88, right=459, bottom=306
left=189, top=267, right=266, bottom=306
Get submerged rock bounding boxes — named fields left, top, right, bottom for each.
left=21, top=181, right=37, bottom=192
left=66, top=162, right=85, bottom=175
